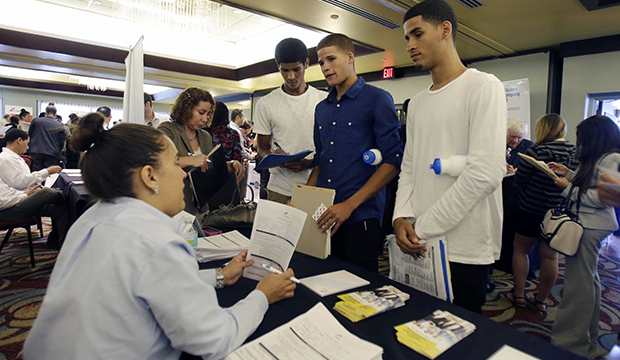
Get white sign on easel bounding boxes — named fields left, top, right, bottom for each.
left=503, top=78, right=531, bottom=139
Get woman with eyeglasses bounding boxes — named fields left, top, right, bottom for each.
left=509, top=113, right=576, bottom=313
left=158, top=88, right=244, bottom=214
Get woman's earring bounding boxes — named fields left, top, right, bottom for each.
left=154, top=186, right=159, bottom=194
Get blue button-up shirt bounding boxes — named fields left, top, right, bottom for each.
left=313, top=76, right=403, bottom=226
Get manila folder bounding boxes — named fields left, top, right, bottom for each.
left=291, top=184, right=335, bottom=259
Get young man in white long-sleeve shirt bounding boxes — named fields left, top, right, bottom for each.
left=393, top=0, right=506, bottom=314
left=0, top=129, right=69, bottom=249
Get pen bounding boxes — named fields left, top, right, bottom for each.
left=260, top=263, right=301, bottom=284
left=273, top=142, right=285, bottom=153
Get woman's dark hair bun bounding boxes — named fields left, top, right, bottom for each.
left=71, top=112, right=105, bottom=152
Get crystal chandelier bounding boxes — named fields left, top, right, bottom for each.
left=38, top=0, right=229, bottom=36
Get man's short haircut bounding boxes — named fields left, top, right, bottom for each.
left=3, top=114, right=9, bottom=119
left=96, top=106, right=111, bottom=118
left=275, top=38, right=308, bottom=65
left=5, top=129, right=28, bottom=143
left=317, top=33, right=355, bottom=55
left=403, top=0, right=458, bottom=41
left=9, top=116, right=20, bottom=125
left=45, top=105, right=57, bottom=116
left=230, top=109, right=243, bottom=122
left=144, top=93, right=153, bottom=105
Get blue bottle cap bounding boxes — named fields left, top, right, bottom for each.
left=363, top=150, right=376, bottom=164
left=430, top=158, right=441, bottom=175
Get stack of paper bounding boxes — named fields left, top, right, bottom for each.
left=395, top=310, right=475, bottom=359
left=334, top=285, right=410, bottom=322
left=225, top=302, right=383, bottom=360
left=300, top=270, right=370, bottom=297
left=194, top=231, right=251, bottom=263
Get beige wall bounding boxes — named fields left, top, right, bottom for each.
left=367, top=53, right=550, bottom=138
left=561, top=51, right=620, bottom=143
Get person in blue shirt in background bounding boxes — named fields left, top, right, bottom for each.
left=307, top=33, right=404, bottom=272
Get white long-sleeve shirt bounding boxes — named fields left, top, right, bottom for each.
left=24, top=197, right=268, bottom=360
left=0, top=177, right=26, bottom=211
left=0, top=147, right=49, bottom=190
left=393, top=69, right=507, bottom=265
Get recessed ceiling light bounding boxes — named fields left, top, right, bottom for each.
left=232, top=9, right=242, bottom=14
left=93, top=0, right=102, bottom=4
left=330, top=14, right=339, bottom=19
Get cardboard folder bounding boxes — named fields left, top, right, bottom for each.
left=291, top=184, right=336, bottom=259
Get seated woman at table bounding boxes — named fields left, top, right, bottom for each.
left=158, top=87, right=243, bottom=214
left=23, top=114, right=296, bottom=360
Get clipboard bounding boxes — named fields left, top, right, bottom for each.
left=291, top=184, right=336, bottom=259
left=517, top=153, right=558, bottom=179
left=255, top=150, right=312, bottom=171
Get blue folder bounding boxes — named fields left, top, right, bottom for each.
left=255, top=150, right=313, bottom=171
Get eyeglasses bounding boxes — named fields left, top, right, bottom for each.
left=508, top=134, right=524, bottom=141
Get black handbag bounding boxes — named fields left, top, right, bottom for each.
left=199, top=181, right=256, bottom=228
left=540, top=185, right=583, bottom=256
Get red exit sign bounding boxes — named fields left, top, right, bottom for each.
left=383, top=67, right=394, bottom=79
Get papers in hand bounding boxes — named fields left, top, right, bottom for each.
left=334, top=285, right=410, bottom=322
left=387, top=235, right=453, bottom=302
left=224, top=302, right=383, bottom=360
left=517, top=153, right=558, bottom=179
left=254, top=150, right=312, bottom=171
left=244, top=200, right=307, bottom=281
left=300, top=270, right=370, bottom=297
left=395, top=310, right=475, bottom=359
left=194, top=231, right=250, bottom=263
left=44, top=173, right=60, bottom=188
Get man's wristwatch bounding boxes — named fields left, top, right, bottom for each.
left=215, top=267, right=225, bottom=289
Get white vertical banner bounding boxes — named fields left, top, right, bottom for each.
left=123, top=36, right=145, bottom=124
left=503, top=78, right=531, bottom=139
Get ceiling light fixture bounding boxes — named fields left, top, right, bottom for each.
left=330, top=14, right=339, bottom=19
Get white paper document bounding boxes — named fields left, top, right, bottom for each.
left=387, top=235, right=453, bottom=302
left=301, top=270, right=370, bottom=297
left=44, top=173, right=59, bottom=188
left=244, top=200, right=307, bottom=281
left=194, top=231, right=251, bottom=263
left=61, top=169, right=81, bottom=174
left=224, top=302, right=383, bottom=360
left=486, top=345, right=539, bottom=360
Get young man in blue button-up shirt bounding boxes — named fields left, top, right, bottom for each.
left=307, top=33, right=404, bottom=272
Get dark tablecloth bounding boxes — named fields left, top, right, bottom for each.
left=201, top=246, right=584, bottom=360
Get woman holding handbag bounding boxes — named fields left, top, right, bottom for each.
left=510, top=114, right=576, bottom=312
left=548, top=115, right=620, bottom=359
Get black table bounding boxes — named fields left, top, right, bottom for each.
left=202, top=249, right=584, bottom=360
left=53, top=172, right=92, bottom=221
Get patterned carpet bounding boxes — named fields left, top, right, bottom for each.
left=1, top=226, right=619, bottom=359
left=0, top=220, right=57, bottom=360
left=483, top=238, right=620, bottom=359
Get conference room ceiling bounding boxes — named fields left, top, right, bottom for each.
left=1, top=0, right=620, bottom=103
